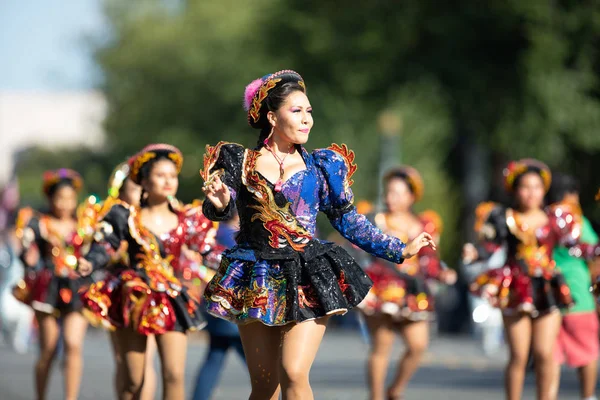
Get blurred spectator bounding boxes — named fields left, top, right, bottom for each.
left=547, top=173, right=599, bottom=400
left=0, top=179, right=34, bottom=354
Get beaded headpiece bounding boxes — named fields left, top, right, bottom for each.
left=129, top=144, right=183, bottom=184
left=244, top=70, right=305, bottom=128
left=107, top=159, right=135, bottom=198
left=42, top=168, right=83, bottom=196
left=503, top=158, right=551, bottom=194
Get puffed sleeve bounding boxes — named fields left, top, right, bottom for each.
left=76, top=195, right=102, bottom=246
left=548, top=203, right=600, bottom=259
left=418, top=210, right=444, bottom=279
left=181, top=200, right=224, bottom=270
left=15, top=207, right=42, bottom=267
left=84, top=204, right=131, bottom=271
left=200, top=142, right=244, bottom=221
left=473, top=203, right=508, bottom=261
left=314, top=144, right=406, bottom=264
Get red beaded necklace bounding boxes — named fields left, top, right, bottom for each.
left=263, top=137, right=294, bottom=192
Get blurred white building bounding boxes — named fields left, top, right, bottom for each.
left=0, top=90, right=107, bottom=185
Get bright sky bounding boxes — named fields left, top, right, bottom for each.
left=0, top=0, right=107, bottom=91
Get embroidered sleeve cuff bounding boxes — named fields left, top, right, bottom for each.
left=202, top=199, right=234, bottom=221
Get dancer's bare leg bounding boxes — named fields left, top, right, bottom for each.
left=364, top=315, right=395, bottom=400
left=279, top=317, right=329, bottom=400
left=115, top=327, right=148, bottom=400
left=34, top=312, right=60, bottom=400
left=61, top=312, right=88, bottom=400
left=503, top=314, right=532, bottom=400
left=387, top=320, right=429, bottom=398
left=238, top=322, right=283, bottom=400
left=111, top=332, right=157, bottom=400
left=531, top=311, right=562, bottom=400
left=578, top=362, right=598, bottom=399
left=155, top=331, right=187, bottom=400
left=141, top=335, right=157, bottom=400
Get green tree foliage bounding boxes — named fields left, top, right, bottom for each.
left=15, top=0, right=600, bottom=260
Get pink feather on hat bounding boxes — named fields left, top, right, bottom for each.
left=244, top=78, right=264, bottom=111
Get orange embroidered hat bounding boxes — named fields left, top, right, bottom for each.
left=244, top=70, right=305, bottom=128
left=383, top=166, right=424, bottom=202
left=503, top=158, right=551, bottom=194
left=129, top=144, right=183, bottom=184
left=42, top=169, right=83, bottom=196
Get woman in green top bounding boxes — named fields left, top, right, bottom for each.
left=548, top=173, right=599, bottom=400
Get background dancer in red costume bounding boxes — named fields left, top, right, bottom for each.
left=78, top=161, right=158, bottom=400
left=78, top=145, right=222, bottom=400
left=359, top=167, right=456, bottom=400
left=465, top=159, right=600, bottom=400
left=14, top=169, right=89, bottom=400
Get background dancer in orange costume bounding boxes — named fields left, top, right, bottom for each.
left=14, top=169, right=89, bottom=400
left=359, top=167, right=456, bottom=400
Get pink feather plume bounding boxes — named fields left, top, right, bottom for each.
left=244, top=78, right=264, bottom=111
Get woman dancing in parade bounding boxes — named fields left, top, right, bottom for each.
left=14, top=169, right=89, bottom=400
left=200, top=70, right=435, bottom=400
left=359, top=167, right=456, bottom=400
left=79, top=161, right=158, bottom=400
left=463, top=159, right=600, bottom=400
left=78, top=144, right=222, bottom=400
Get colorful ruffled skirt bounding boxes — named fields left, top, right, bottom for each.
left=81, top=266, right=206, bottom=335
left=359, top=261, right=434, bottom=321
left=204, top=240, right=373, bottom=326
left=12, top=268, right=83, bottom=316
left=470, top=265, right=573, bottom=318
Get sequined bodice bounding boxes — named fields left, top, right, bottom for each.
left=504, top=209, right=561, bottom=276
left=45, top=224, right=83, bottom=278
left=275, top=168, right=319, bottom=235
left=18, top=210, right=84, bottom=278
left=230, top=147, right=338, bottom=251
left=482, top=203, right=595, bottom=277
left=370, top=212, right=442, bottom=279
left=158, top=208, right=215, bottom=273
left=86, top=201, right=219, bottom=278
left=201, top=142, right=407, bottom=264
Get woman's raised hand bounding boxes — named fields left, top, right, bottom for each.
left=202, top=175, right=231, bottom=212
left=77, top=258, right=93, bottom=277
left=23, top=247, right=40, bottom=267
left=462, top=243, right=479, bottom=264
left=401, top=232, right=436, bottom=259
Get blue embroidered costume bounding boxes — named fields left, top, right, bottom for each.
left=202, top=142, right=407, bottom=325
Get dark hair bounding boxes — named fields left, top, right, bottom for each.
left=137, top=156, right=177, bottom=207
left=47, top=179, right=77, bottom=199
left=139, top=187, right=148, bottom=208
left=255, top=81, right=306, bottom=148
left=383, top=171, right=415, bottom=195
left=118, top=177, right=130, bottom=197
left=512, top=168, right=544, bottom=192
left=511, top=168, right=547, bottom=209
left=547, top=172, right=579, bottom=204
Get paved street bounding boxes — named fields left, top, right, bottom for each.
left=0, top=327, right=585, bottom=399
